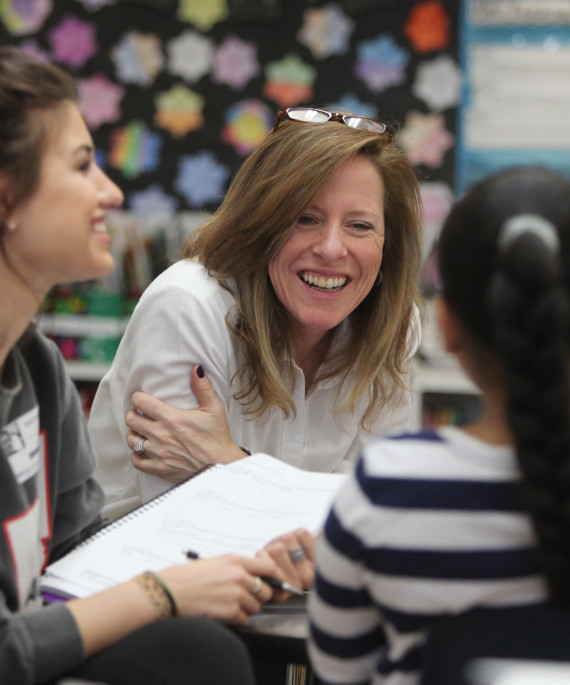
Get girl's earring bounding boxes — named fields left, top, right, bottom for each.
left=5, top=221, right=16, bottom=232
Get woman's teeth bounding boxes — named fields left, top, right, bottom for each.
left=93, top=223, right=108, bottom=234
left=301, top=273, right=347, bottom=291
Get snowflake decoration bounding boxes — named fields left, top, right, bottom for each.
left=154, top=85, right=204, bottom=137
left=404, top=0, right=450, bottom=54
left=213, top=34, right=260, bottom=90
left=175, top=151, right=230, bottom=207
left=108, top=120, right=162, bottom=179
left=398, top=111, right=454, bottom=169
left=0, top=0, right=52, bottom=36
left=167, top=30, right=214, bottom=83
left=128, top=184, right=179, bottom=215
left=297, top=4, right=354, bottom=59
left=221, top=99, right=274, bottom=156
left=413, top=55, right=461, bottom=111
left=177, top=0, right=229, bottom=32
left=355, top=34, right=409, bottom=93
left=111, top=31, right=164, bottom=86
left=49, top=16, right=97, bottom=68
left=78, top=73, right=124, bottom=129
left=263, top=53, right=316, bottom=107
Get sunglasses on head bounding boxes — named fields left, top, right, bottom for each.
left=272, top=107, right=393, bottom=141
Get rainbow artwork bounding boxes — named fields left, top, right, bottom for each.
left=109, top=120, right=161, bottom=179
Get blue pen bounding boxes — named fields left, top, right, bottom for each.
left=184, top=549, right=306, bottom=596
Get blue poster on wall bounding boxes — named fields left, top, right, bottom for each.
left=457, top=0, right=570, bottom=193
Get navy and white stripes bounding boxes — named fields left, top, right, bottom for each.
left=308, top=427, right=548, bottom=685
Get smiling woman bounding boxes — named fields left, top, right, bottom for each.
left=87, top=106, right=423, bottom=519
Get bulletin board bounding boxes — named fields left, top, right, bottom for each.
left=0, top=0, right=460, bottom=233
left=0, top=0, right=464, bottom=366
left=457, top=0, right=570, bottom=193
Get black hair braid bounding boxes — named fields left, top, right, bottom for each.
left=489, top=229, right=570, bottom=603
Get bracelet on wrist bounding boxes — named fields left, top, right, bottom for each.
left=136, top=571, right=178, bottom=618
left=239, top=445, right=252, bottom=456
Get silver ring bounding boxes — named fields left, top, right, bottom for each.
left=288, top=547, right=307, bottom=563
left=133, top=437, right=146, bottom=456
left=251, top=576, right=262, bottom=595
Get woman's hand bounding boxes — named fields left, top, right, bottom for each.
left=258, top=528, right=316, bottom=601
left=125, top=365, right=247, bottom=483
left=160, top=554, right=278, bottom=625
left=69, top=553, right=281, bottom=656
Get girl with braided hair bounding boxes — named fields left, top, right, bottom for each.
left=308, top=165, right=570, bottom=685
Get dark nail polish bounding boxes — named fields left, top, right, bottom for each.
left=197, top=365, right=204, bottom=378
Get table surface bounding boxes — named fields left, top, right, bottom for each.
left=243, top=596, right=308, bottom=638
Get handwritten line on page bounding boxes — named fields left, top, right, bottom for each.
left=41, top=454, right=346, bottom=599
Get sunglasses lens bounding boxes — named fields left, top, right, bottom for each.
left=287, top=107, right=330, bottom=123
left=344, top=116, right=387, bottom=134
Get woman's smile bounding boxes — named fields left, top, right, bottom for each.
left=299, top=271, right=349, bottom=292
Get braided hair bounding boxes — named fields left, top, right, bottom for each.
left=438, top=166, right=570, bottom=603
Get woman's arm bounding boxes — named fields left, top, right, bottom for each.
left=126, top=364, right=247, bottom=483
left=88, top=263, right=239, bottom=515
left=67, top=554, right=277, bottom=658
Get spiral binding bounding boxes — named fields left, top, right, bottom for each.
left=73, top=463, right=222, bottom=550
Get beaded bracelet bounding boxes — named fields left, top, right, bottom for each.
left=136, top=571, right=178, bottom=618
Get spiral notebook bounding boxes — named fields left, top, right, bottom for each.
left=41, top=453, right=346, bottom=600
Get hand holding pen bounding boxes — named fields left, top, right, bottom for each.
left=155, top=552, right=278, bottom=625
left=185, top=550, right=306, bottom=596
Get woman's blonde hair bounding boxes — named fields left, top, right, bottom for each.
left=183, top=118, right=423, bottom=428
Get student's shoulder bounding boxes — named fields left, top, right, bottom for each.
left=359, top=428, right=450, bottom=476
left=359, top=425, right=488, bottom=482
left=368, top=427, right=446, bottom=450
left=19, top=328, right=65, bottom=373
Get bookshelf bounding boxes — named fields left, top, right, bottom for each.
left=411, top=360, right=481, bottom=430
left=410, top=297, right=481, bottom=430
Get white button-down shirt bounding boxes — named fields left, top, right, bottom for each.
left=89, top=259, right=420, bottom=519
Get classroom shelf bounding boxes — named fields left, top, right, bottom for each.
left=411, top=359, right=481, bottom=430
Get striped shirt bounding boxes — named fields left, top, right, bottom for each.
left=308, top=426, right=548, bottom=685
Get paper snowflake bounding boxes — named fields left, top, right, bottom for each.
left=112, top=31, right=164, bottom=86
left=213, top=35, right=260, bottom=90
left=167, top=30, right=214, bottom=83
left=129, top=185, right=179, bottom=215
left=175, top=151, right=230, bottom=207
left=154, top=85, right=204, bottom=137
left=221, top=99, right=274, bottom=155
left=79, top=73, right=124, bottom=129
left=49, top=16, right=97, bottom=68
left=398, top=111, right=454, bottom=168
left=297, top=4, right=354, bottom=60
left=355, top=34, right=409, bottom=93
left=177, top=0, right=229, bottom=32
left=413, top=55, right=461, bottom=111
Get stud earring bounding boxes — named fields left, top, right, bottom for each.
left=5, top=220, right=16, bottom=232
